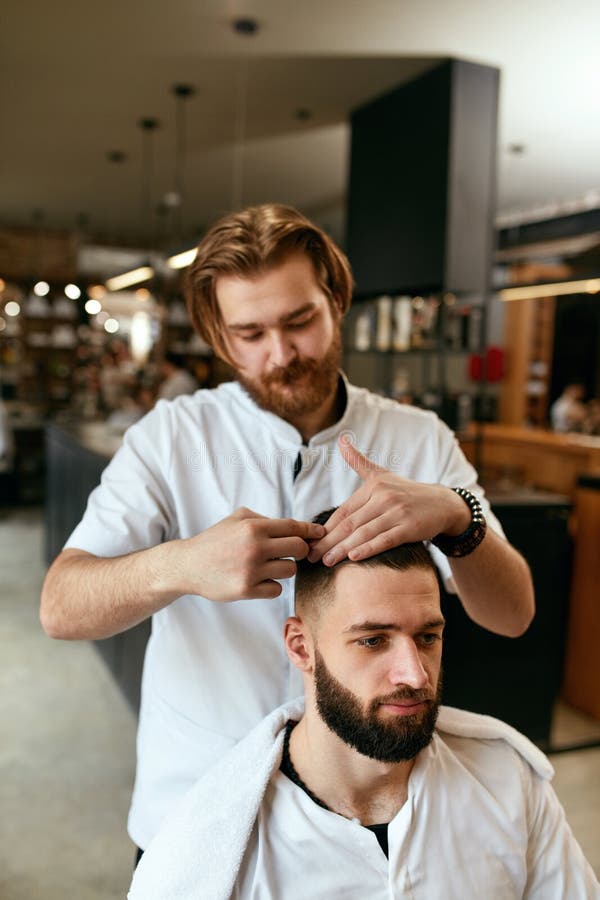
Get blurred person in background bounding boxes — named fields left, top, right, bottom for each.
left=106, top=384, right=156, bottom=433
left=157, top=351, right=198, bottom=400
left=550, top=382, right=587, bottom=433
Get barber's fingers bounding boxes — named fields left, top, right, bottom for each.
left=251, top=580, right=285, bottom=600
left=231, top=508, right=324, bottom=542
left=314, top=484, right=372, bottom=534
left=249, top=561, right=298, bottom=600
left=320, top=513, right=401, bottom=566
left=264, top=517, right=325, bottom=541
left=344, top=524, right=411, bottom=562
left=338, top=436, right=386, bottom=478
left=307, top=487, right=373, bottom=561
left=267, top=536, right=312, bottom=561
left=258, top=559, right=298, bottom=582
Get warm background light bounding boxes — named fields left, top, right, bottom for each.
left=64, top=284, right=81, bottom=300
left=4, top=301, right=21, bottom=316
left=130, top=310, right=153, bottom=363
left=33, top=281, right=50, bottom=297
left=105, top=266, right=154, bottom=292
left=167, top=247, right=197, bottom=269
left=104, top=317, right=120, bottom=333
left=88, top=284, right=106, bottom=300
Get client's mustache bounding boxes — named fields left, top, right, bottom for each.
left=375, top=688, right=434, bottom=706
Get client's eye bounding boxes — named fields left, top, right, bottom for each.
left=356, top=636, right=384, bottom=649
left=419, top=633, right=441, bottom=647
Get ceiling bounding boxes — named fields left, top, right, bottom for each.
left=1, top=0, right=599, bottom=250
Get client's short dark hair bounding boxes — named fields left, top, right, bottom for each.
left=295, top=508, right=437, bottom=620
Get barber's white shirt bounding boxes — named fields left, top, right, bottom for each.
left=234, top=735, right=598, bottom=899
left=65, top=378, right=504, bottom=849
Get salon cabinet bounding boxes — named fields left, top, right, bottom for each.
left=440, top=490, right=572, bottom=748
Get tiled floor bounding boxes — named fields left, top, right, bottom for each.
left=1, top=507, right=598, bottom=898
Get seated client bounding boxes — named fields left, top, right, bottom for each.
left=129, top=510, right=598, bottom=899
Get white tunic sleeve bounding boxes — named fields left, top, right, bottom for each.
left=64, top=402, right=177, bottom=557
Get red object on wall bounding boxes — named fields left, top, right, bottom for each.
left=469, top=346, right=504, bottom=382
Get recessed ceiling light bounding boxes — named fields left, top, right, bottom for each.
left=107, top=150, right=127, bottom=163
left=232, top=16, right=260, bottom=35
left=172, top=84, right=195, bottom=99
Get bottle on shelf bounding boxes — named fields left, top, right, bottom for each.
left=375, top=296, right=392, bottom=351
left=393, top=297, right=412, bottom=351
left=354, top=309, right=373, bottom=351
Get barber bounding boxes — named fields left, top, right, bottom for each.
left=40, top=204, right=534, bottom=855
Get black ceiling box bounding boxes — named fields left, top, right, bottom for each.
left=346, top=59, right=499, bottom=298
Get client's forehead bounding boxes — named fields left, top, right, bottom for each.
left=325, top=564, right=441, bottom=631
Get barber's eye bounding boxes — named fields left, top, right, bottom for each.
left=288, top=316, right=313, bottom=330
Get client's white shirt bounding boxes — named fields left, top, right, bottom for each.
left=128, top=702, right=599, bottom=900
left=234, top=732, right=596, bottom=900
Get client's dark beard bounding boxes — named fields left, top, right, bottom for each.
left=314, top=649, right=441, bottom=763
left=236, top=329, right=341, bottom=421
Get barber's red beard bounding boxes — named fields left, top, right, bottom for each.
left=236, top=329, right=342, bottom=421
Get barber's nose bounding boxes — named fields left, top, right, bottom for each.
left=268, top=331, right=296, bottom=368
left=388, top=639, right=429, bottom=690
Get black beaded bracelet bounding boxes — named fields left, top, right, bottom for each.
left=431, top=487, right=487, bottom=558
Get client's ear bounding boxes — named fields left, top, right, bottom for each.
left=284, top=616, right=314, bottom=673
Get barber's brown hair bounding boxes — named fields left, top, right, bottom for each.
left=185, top=204, right=354, bottom=366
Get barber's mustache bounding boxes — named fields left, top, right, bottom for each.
left=262, top=357, right=321, bottom=386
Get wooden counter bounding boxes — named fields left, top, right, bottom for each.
left=460, top=424, right=600, bottom=497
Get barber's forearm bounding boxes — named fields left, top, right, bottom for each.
left=449, top=529, right=535, bottom=637
left=40, top=541, right=182, bottom=641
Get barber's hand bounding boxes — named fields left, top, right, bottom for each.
left=307, top=436, right=471, bottom=566
left=175, top=508, right=325, bottom=601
